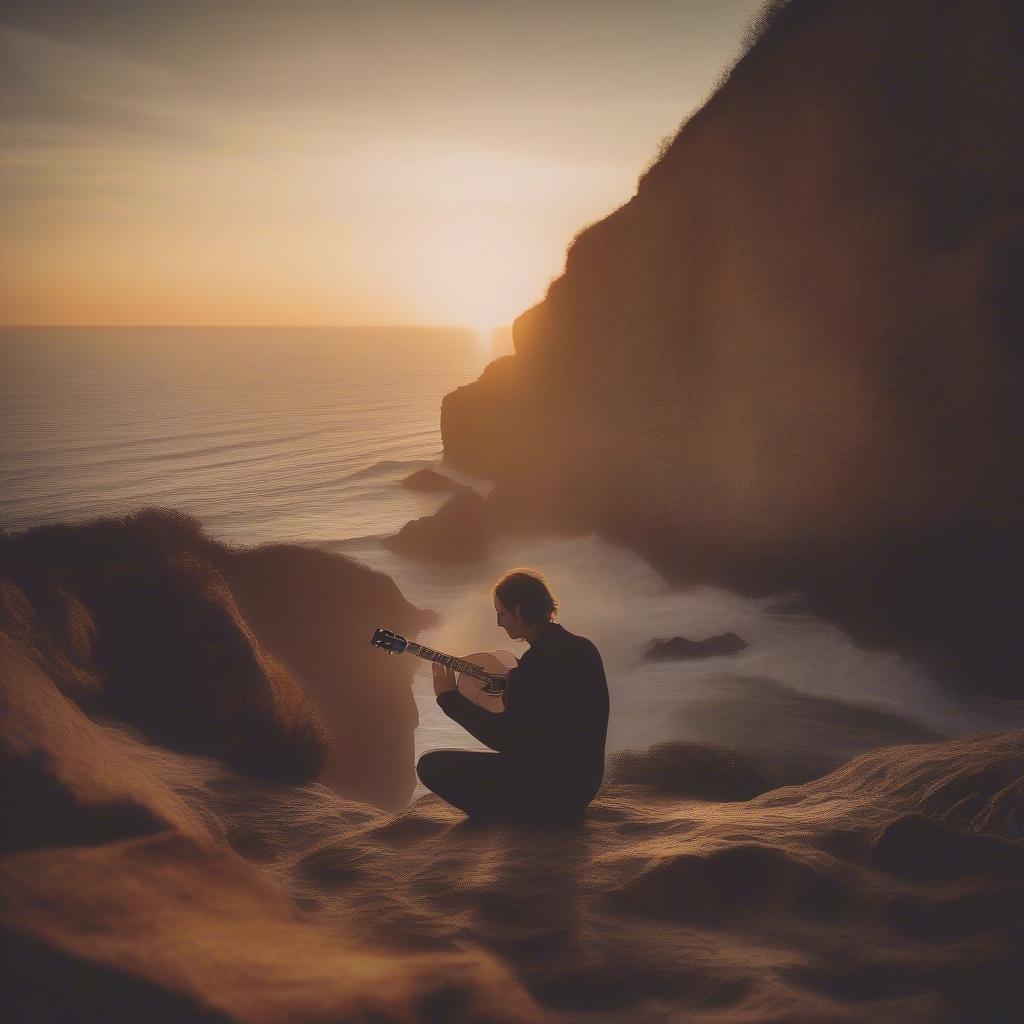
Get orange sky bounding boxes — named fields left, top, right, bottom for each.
left=0, top=1, right=763, bottom=327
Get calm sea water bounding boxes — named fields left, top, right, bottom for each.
left=0, top=325, right=510, bottom=543
left=3, top=326, right=1020, bottom=798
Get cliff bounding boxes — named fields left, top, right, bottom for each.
left=441, top=0, right=1024, bottom=693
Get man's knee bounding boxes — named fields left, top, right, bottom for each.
left=416, top=750, right=445, bottom=790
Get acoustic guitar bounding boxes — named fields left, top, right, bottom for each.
left=370, top=627, right=516, bottom=713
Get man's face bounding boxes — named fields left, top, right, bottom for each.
left=494, top=596, right=527, bottom=640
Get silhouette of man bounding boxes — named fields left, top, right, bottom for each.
left=416, top=569, right=609, bottom=823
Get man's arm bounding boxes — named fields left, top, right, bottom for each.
left=436, top=688, right=517, bottom=752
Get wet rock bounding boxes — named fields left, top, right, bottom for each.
left=644, top=632, right=748, bottom=661
left=401, top=468, right=469, bottom=493
left=607, top=740, right=773, bottom=801
left=384, top=490, right=488, bottom=563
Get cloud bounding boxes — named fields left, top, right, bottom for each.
left=0, top=26, right=218, bottom=149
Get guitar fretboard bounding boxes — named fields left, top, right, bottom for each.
left=405, top=642, right=501, bottom=688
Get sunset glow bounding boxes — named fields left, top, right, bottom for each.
left=0, top=1, right=763, bottom=326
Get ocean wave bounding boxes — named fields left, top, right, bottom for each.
left=339, top=458, right=435, bottom=482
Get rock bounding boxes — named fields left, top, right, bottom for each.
left=644, top=632, right=748, bottom=661
left=667, top=676, right=950, bottom=786
left=441, top=355, right=521, bottom=478
left=439, top=0, right=1024, bottom=695
left=216, top=542, right=435, bottom=810
left=0, top=508, right=433, bottom=806
left=0, top=514, right=330, bottom=784
left=0, top=543, right=545, bottom=1023
left=383, top=490, right=488, bottom=563
left=607, top=740, right=773, bottom=800
left=400, top=468, right=469, bottom=493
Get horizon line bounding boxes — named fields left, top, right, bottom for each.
left=0, top=322, right=513, bottom=331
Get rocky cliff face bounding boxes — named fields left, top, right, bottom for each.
left=442, top=0, right=1024, bottom=693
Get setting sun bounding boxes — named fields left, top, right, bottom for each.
left=0, top=5, right=761, bottom=327
left=402, top=204, right=554, bottom=328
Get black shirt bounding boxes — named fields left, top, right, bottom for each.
left=435, top=622, right=609, bottom=804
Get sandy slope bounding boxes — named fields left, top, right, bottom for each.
left=2, top=509, right=1021, bottom=1022
left=3, top=610, right=1020, bottom=1023
left=264, top=733, right=1023, bottom=1023
left=0, top=628, right=547, bottom=1024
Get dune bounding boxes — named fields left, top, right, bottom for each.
left=0, top=831, right=546, bottom=1024
left=439, top=0, right=1024, bottom=695
left=0, top=508, right=433, bottom=808
left=0, top=632, right=209, bottom=852
left=335, top=733, right=1022, bottom=1022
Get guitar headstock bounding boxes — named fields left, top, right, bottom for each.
left=370, top=627, right=408, bottom=654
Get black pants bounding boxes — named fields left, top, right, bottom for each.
left=416, top=749, right=589, bottom=824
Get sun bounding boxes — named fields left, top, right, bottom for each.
left=471, top=322, right=496, bottom=345
left=401, top=212, right=546, bottom=331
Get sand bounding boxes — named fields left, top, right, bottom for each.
left=3, top=611, right=1020, bottom=1022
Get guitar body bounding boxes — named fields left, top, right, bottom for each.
left=369, top=628, right=516, bottom=713
left=455, top=650, right=517, bottom=713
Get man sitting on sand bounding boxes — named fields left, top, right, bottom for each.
left=416, top=569, right=609, bottom=823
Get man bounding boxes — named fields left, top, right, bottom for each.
left=416, top=569, right=609, bottom=823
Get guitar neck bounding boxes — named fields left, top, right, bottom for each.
left=405, top=643, right=494, bottom=685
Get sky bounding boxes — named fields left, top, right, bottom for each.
left=0, top=0, right=764, bottom=327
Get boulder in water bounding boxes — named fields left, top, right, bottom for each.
left=384, top=489, right=488, bottom=563
left=400, top=468, right=469, bottom=493
left=644, top=632, right=748, bottom=661
left=607, top=740, right=773, bottom=800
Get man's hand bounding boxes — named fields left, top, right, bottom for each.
left=432, top=662, right=457, bottom=697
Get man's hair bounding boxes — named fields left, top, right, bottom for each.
left=493, top=568, right=559, bottom=625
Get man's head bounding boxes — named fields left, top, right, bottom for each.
left=493, top=568, right=558, bottom=641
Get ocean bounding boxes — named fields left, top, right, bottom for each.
left=3, top=325, right=1021, bottom=797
